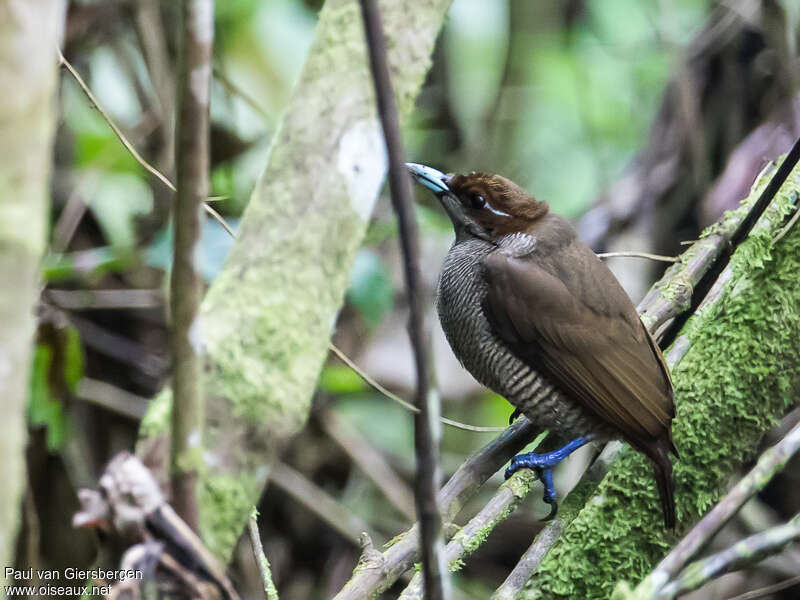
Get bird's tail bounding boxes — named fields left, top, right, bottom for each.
left=651, top=442, right=676, bottom=529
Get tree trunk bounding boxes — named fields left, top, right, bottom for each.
left=0, top=0, right=66, bottom=588
left=137, top=0, right=453, bottom=561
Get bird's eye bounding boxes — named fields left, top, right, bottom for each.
left=469, top=193, right=486, bottom=209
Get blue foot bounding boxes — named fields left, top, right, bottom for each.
left=504, top=437, right=592, bottom=520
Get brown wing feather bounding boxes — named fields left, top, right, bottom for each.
left=482, top=243, right=675, bottom=452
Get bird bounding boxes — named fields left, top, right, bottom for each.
left=406, top=163, right=678, bottom=528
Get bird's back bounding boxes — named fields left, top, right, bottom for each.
left=436, top=235, right=610, bottom=440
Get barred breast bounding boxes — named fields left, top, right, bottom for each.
left=436, top=237, right=602, bottom=439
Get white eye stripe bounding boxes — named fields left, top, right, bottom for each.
left=485, top=204, right=512, bottom=218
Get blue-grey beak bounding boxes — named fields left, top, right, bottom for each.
left=406, top=163, right=451, bottom=195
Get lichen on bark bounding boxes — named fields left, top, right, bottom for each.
left=137, top=0, right=454, bottom=561
left=517, top=165, right=800, bottom=600
left=0, top=0, right=65, bottom=584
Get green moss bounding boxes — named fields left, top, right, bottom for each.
left=139, top=388, right=172, bottom=437
left=448, top=470, right=537, bottom=572
left=136, top=0, right=453, bottom=562
left=200, top=472, right=263, bottom=561
left=518, top=166, right=800, bottom=600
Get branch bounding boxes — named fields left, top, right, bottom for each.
left=358, top=0, right=448, bottom=597
left=269, top=462, right=375, bottom=547
left=320, top=408, right=416, bottom=522
left=398, top=470, right=539, bottom=600
left=168, top=0, right=214, bottom=530
left=333, top=418, right=541, bottom=599
left=657, top=513, right=800, bottom=599
left=248, top=511, right=279, bottom=600
left=0, top=0, right=65, bottom=585
left=636, top=421, right=800, bottom=598
left=516, top=161, right=800, bottom=599
left=727, top=575, right=800, bottom=600
left=136, top=0, right=454, bottom=561
left=334, top=160, right=783, bottom=597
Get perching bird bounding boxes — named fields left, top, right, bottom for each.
left=407, top=163, right=678, bottom=528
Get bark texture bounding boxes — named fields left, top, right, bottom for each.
left=138, top=0, right=453, bottom=560
left=170, top=0, right=214, bottom=532
left=0, top=0, right=65, bottom=588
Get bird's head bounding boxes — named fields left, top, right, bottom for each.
left=406, top=163, right=549, bottom=242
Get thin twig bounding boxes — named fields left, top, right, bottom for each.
left=512, top=171, right=798, bottom=599
left=597, top=251, right=678, bottom=263
left=76, top=377, right=148, bottom=421
left=644, top=422, right=800, bottom=594
left=58, top=48, right=173, bottom=190
left=772, top=193, right=800, bottom=243
left=660, top=137, right=800, bottom=348
left=248, top=510, right=279, bottom=600
left=169, top=0, right=214, bottom=531
left=50, top=176, right=95, bottom=253
left=333, top=418, right=540, bottom=600
left=269, top=462, right=375, bottom=547
left=358, top=2, right=448, bottom=598
left=320, top=408, right=416, bottom=521
left=46, top=289, right=162, bottom=310
left=328, top=344, right=504, bottom=433
left=727, top=574, right=800, bottom=600
left=57, top=48, right=235, bottom=237
left=398, top=470, right=538, bottom=600
left=657, top=513, right=800, bottom=599
left=213, top=65, right=270, bottom=121
left=133, top=0, right=175, bottom=171
left=334, top=176, right=771, bottom=599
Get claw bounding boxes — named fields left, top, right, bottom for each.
left=508, top=408, right=522, bottom=425
left=504, top=436, right=592, bottom=522
left=542, top=497, right=559, bottom=521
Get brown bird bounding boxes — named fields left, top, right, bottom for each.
left=407, top=163, right=678, bottom=527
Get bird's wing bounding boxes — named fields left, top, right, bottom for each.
left=482, top=245, right=674, bottom=449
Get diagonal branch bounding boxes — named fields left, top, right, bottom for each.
left=135, top=0, right=455, bottom=562
left=638, top=421, right=800, bottom=598
left=334, top=157, right=800, bottom=599
left=657, top=512, right=800, bottom=599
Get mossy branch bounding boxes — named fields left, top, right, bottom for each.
left=654, top=512, right=800, bottom=599
left=333, top=162, right=781, bottom=599
left=136, top=0, right=454, bottom=561
left=628, top=421, right=800, bottom=599
left=398, top=470, right=538, bottom=600
left=515, top=162, right=800, bottom=600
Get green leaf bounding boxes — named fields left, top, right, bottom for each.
left=28, top=345, right=69, bottom=452
left=63, top=326, right=85, bottom=393
left=144, top=217, right=239, bottom=282
left=88, top=172, right=153, bottom=248
left=41, top=246, right=133, bottom=282
left=318, top=365, right=367, bottom=395
left=346, top=249, right=394, bottom=326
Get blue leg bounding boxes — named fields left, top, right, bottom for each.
left=505, top=436, right=593, bottom=520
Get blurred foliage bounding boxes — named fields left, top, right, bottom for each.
left=346, top=249, right=394, bottom=327
left=43, top=0, right=764, bottom=596
left=145, top=218, right=238, bottom=282
left=28, top=326, right=84, bottom=452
